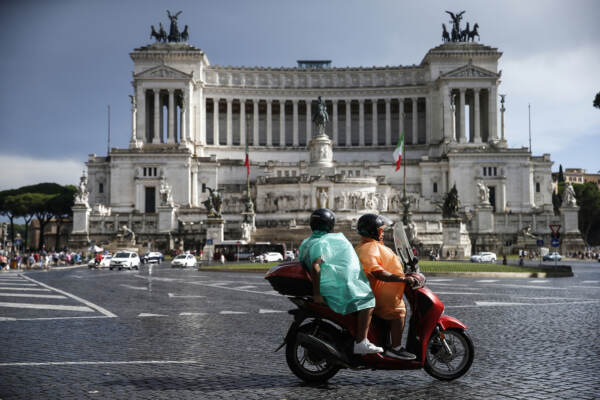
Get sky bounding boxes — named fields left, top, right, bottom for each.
left=0, top=0, right=599, bottom=191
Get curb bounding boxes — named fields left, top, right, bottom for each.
left=425, top=271, right=573, bottom=278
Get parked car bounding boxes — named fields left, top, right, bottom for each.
left=110, top=251, right=141, bottom=270
left=262, top=252, right=284, bottom=262
left=285, top=250, right=295, bottom=261
left=171, top=254, right=197, bottom=268
left=142, top=252, right=164, bottom=264
left=543, top=252, right=562, bottom=261
left=470, top=252, right=497, bottom=263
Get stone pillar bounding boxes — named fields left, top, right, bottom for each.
left=489, top=86, right=498, bottom=141
left=239, top=99, right=246, bottom=146
left=474, top=89, right=482, bottom=143
left=359, top=99, right=365, bottom=146
left=213, top=98, right=220, bottom=146
left=253, top=99, right=259, bottom=145
left=129, top=94, right=139, bottom=148
left=293, top=99, right=299, bottom=146
left=459, top=89, right=466, bottom=143
left=180, top=97, right=186, bottom=144
left=306, top=99, right=312, bottom=143
left=425, top=96, right=431, bottom=145
left=153, top=89, right=161, bottom=143
left=399, top=98, right=405, bottom=139
left=412, top=97, right=418, bottom=145
left=385, top=98, right=391, bottom=146
left=345, top=99, right=351, bottom=146
left=332, top=100, right=338, bottom=145
left=226, top=98, right=233, bottom=146
left=279, top=99, right=285, bottom=147
left=168, top=89, right=175, bottom=143
left=266, top=99, right=272, bottom=146
left=136, top=87, right=145, bottom=143
left=371, top=99, right=378, bottom=146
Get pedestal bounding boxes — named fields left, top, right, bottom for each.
left=307, top=133, right=335, bottom=176
left=441, top=218, right=472, bottom=259
left=560, top=205, right=585, bottom=253
left=72, top=204, right=90, bottom=234
left=205, top=218, right=224, bottom=245
left=157, top=205, right=177, bottom=232
left=474, top=204, right=494, bottom=233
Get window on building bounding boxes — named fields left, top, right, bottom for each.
left=493, top=167, right=497, bottom=176
left=285, top=170, right=289, bottom=177
left=143, top=168, right=147, bottom=177
left=277, top=171, right=282, bottom=177
left=292, top=170, right=297, bottom=177
left=483, top=167, right=487, bottom=176
left=536, top=182, right=540, bottom=193
left=433, top=182, right=438, bottom=193
left=153, top=168, right=157, bottom=176
left=348, top=170, right=353, bottom=177
left=99, top=183, right=104, bottom=193
left=356, top=170, right=361, bottom=177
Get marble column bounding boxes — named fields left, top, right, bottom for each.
left=459, top=89, right=466, bottom=143
left=226, top=98, right=233, bottom=146
left=266, top=99, right=272, bottom=146
left=213, top=98, right=220, bottom=146
left=332, top=100, right=338, bottom=145
left=253, top=99, right=259, bottom=145
left=412, top=97, right=418, bottom=144
left=292, top=99, right=299, bottom=146
left=489, top=86, right=498, bottom=141
left=306, top=99, right=312, bottom=142
left=239, top=99, right=246, bottom=146
left=180, top=94, right=186, bottom=144
left=153, top=89, right=160, bottom=143
left=474, top=89, right=482, bottom=143
left=345, top=99, right=351, bottom=146
left=385, top=99, right=391, bottom=146
left=399, top=98, right=405, bottom=139
left=372, top=99, right=378, bottom=146
left=168, top=89, right=175, bottom=143
left=359, top=99, right=365, bottom=146
left=279, top=99, right=285, bottom=147
left=425, top=96, right=431, bottom=145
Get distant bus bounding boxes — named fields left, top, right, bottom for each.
left=214, top=241, right=286, bottom=261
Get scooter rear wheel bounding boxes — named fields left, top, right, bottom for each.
left=424, top=328, right=474, bottom=381
left=285, top=322, right=341, bottom=383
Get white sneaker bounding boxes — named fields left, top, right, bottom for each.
left=353, top=339, right=383, bottom=354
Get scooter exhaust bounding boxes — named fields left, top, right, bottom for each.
left=296, top=332, right=352, bottom=368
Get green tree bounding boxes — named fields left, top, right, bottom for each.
left=4, top=193, right=37, bottom=249
left=594, top=91, right=600, bottom=109
left=0, top=188, right=21, bottom=246
left=573, top=182, right=600, bottom=246
left=558, top=164, right=565, bottom=183
left=48, top=185, right=76, bottom=249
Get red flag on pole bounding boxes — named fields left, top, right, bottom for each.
left=244, top=143, right=250, bottom=175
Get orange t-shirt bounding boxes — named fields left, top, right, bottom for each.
left=355, top=238, right=406, bottom=319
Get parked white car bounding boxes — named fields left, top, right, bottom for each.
left=110, top=251, right=141, bottom=270
left=285, top=250, right=295, bottom=261
left=543, top=252, right=562, bottom=261
left=262, top=252, right=284, bottom=262
left=171, top=254, right=197, bottom=268
left=470, top=252, right=497, bottom=263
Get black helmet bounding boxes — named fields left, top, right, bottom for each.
left=357, top=213, right=394, bottom=240
left=310, top=208, right=336, bottom=233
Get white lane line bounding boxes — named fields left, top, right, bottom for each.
left=426, top=279, right=455, bottom=282
left=120, top=284, right=148, bottom=291
left=0, top=317, right=16, bottom=321
left=476, top=301, right=532, bottom=307
left=435, top=292, right=486, bottom=295
left=485, top=284, right=567, bottom=290
left=582, top=280, right=599, bottom=284
left=188, top=281, right=280, bottom=297
left=138, top=313, right=167, bottom=317
left=528, top=280, right=549, bottom=284
left=0, top=284, right=39, bottom=287
left=0, top=287, right=51, bottom=291
left=425, top=282, right=470, bottom=287
left=179, top=312, right=207, bottom=316
left=168, top=293, right=205, bottom=298
left=476, top=280, right=498, bottom=283
left=2, top=316, right=111, bottom=322
left=259, top=309, right=286, bottom=314
left=236, top=285, right=258, bottom=290
left=0, top=302, right=94, bottom=312
left=446, top=300, right=600, bottom=309
left=219, top=311, right=247, bottom=314
left=0, top=360, right=202, bottom=367
left=21, top=275, right=117, bottom=318
left=0, top=293, right=67, bottom=299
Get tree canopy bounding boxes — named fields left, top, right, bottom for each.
left=594, top=91, right=600, bottom=110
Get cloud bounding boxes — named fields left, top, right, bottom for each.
left=0, top=155, right=84, bottom=191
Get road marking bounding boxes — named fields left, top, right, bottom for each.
left=476, top=280, right=498, bottom=283
left=427, top=279, right=454, bottom=282
left=0, top=293, right=67, bottom=299
left=179, top=312, right=207, bottom=316
left=435, top=292, right=485, bottom=295
left=475, top=301, right=532, bottom=307
left=0, top=317, right=16, bottom=321
left=168, top=293, right=205, bottom=298
left=485, top=284, right=567, bottom=290
left=0, top=360, right=203, bottom=367
left=446, top=300, right=600, bottom=309
left=0, top=283, right=38, bottom=286
left=571, top=285, right=600, bottom=289
left=188, top=281, right=280, bottom=296
left=528, top=280, right=549, bottom=284
left=259, top=309, right=286, bottom=314
left=0, top=287, right=51, bottom=291
left=138, top=313, right=167, bottom=317
left=582, top=280, right=599, bottom=284
left=21, top=275, right=117, bottom=318
left=1, top=316, right=111, bottom=322
left=0, top=302, right=94, bottom=312
left=236, top=285, right=258, bottom=290
left=220, top=311, right=247, bottom=314
left=120, top=284, right=148, bottom=291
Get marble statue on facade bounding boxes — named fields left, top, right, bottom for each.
left=75, top=172, right=89, bottom=205
left=442, top=184, right=460, bottom=218
left=476, top=180, right=490, bottom=204
left=159, top=179, right=174, bottom=207
left=520, top=224, right=540, bottom=240
left=317, top=188, right=328, bottom=208
left=312, top=96, right=329, bottom=136
left=120, top=225, right=136, bottom=245
left=203, top=187, right=223, bottom=218
left=241, top=222, right=252, bottom=241
left=562, top=183, right=577, bottom=207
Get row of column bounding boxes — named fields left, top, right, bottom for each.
left=207, top=97, right=427, bottom=147
left=447, top=87, right=498, bottom=143
left=143, top=89, right=188, bottom=144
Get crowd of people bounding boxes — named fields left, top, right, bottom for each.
left=0, top=248, right=85, bottom=271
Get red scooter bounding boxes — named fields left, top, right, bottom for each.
left=265, top=223, right=474, bottom=382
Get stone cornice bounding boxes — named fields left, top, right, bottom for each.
left=420, top=42, right=502, bottom=65
left=203, top=86, right=431, bottom=99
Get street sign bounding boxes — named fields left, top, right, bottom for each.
left=536, top=239, right=544, bottom=247
left=206, top=239, right=213, bottom=245
left=549, top=224, right=561, bottom=238
left=551, top=238, right=560, bottom=247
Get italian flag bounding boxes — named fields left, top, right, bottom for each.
left=244, top=142, right=250, bottom=175
left=393, top=133, right=404, bottom=171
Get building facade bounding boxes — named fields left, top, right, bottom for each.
left=72, top=28, right=580, bottom=254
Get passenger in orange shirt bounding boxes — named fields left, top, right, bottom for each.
left=355, top=213, right=417, bottom=361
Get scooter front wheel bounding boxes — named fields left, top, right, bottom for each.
left=285, top=322, right=341, bottom=383
left=424, top=328, right=474, bottom=381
